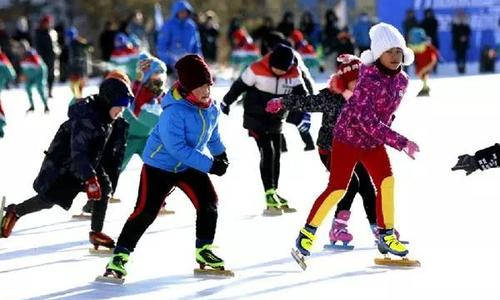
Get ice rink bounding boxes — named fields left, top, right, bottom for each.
left=1, top=71, right=500, bottom=299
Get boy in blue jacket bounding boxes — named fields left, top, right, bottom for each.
left=101, top=54, right=229, bottom=280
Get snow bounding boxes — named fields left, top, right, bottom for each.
left=1, top=71, right=500, bottom=300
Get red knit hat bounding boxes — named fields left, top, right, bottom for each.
left=175, top=54, right=213, bottom=92
left=336, top=54, right=361, bottom=85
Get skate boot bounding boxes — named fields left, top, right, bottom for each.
left=291, top=225, right=317, bottom=270
left=25, top=106, right=34, bottom=113
left=416, top=86, right=430, bottom=97
left=263, top=190, right=282, bottom=216
left=1, top=204, right=19, bottom=238
left=194, top=244, right=234, bottom=277
left=89, top=231, right=115, bottom=255
left=371, top=225, right=408, bottom=245
left=377, top=229, right=408, bottom=257
left=44, top=105, right=50, bottom=114
left=326, top=210, right=353, bottom=250
left=275, top=193, right=297, bottom=213
left=96, top=246, right=130, bottom=283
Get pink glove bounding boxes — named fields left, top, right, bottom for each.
left=403, top=140, right=420, bottom=160
left=265, top=98, right=284, bottom=114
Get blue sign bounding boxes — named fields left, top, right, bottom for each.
left=377, top=0, right=500, bottom=62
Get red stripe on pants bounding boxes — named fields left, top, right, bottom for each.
left=128, top=165, right=149, bottom=220
left=177, top=181, right=200, bottom=209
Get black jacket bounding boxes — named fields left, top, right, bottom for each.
left=33, top=96, right=128, bottom=207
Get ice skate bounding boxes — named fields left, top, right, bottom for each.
left=1, top=203, right=19, bottom=238
left=95, top=248, right=129, bottom=284
left=275, top=193, right=296, bottom=213
left=324, top=210, right=354, bottom=250
left=72, top=201, right=92, bottom=220
left=374, top=255, right=421, bottom=267
left=371, top=225, right=409, bottom=245
left=291, top=225, right=316, bottom=270
left=108, top=197, right=121, bottom=203
left=194, top=244, right=234, bottom=277
left=374, top=229, right=419, bottom=266
left=262, top=193, right=282, bottom=216
left=44, top=105, right=50, bottom=114
left=88, top=231, right=115, bottom=255
left=25, top=106, right=34, bottom=113
left=416, top=86, right=430, bottom=97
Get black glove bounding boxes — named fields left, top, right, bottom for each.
left=214, top=152, right=228, bottom=163
left=220, top=101, right=230, bottom=115
left=451, top=154, right=480, bottom=175
left=209, top=158, right=229, bottom=176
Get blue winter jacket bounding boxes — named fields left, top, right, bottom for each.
left=156, top=0, right=202, bottom=68
left=142, top=87, right=225, bottom=173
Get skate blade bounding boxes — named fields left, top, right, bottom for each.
left=324, top=243, right=354, bottom=251
left=72, top=213, right=91, bottom=220
left=1, top=196, right=5, bottom=219
left=281, top=207, right=297, bottom=213
left=194, top=268, right=234, bottom=278
left=262, top=208, right=282, bottom=216
left=89, top=248, right=114, bottom=256
left=95, top=275, right=125, bottom=284
left=108, top=197, right=121, bottom=204
left=158, top=208, right=175, bottom=216
left=291, top=248, right=307, bottom=271
left=374, top=257, right=421, bottom=267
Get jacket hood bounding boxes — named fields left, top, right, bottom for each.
left=171, top=0, right=194, bottom=18
left=161, top=87, right=194, bottom=110
left=68, top=95, right=113, bottom=123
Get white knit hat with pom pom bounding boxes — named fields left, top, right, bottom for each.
left=360, top=22, right=414, bottom=66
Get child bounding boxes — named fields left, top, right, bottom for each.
left=222, top=44, right=307, bottom=215
left=289, top=29, right=320, bottom=72
left=408, top=27, right=439, bottom=97
left=266, top=54, right=378, bottom=246
left=0, top=47, right=16, bottom=138
left=229, top=27, right=260, bottom=74
left=110, top=33, right=140, bottom=82
left=0, top=71, right=133, bottom=252
left=292, top=23, right=419, bottom=262
left=19, top=40, right=49, bottom=113
left=101, top=54, right=229, bottom=280
left=65, top=26, right=92, bottom=99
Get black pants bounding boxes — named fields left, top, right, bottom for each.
left=319, top=149, right=376, bottom=224
left=250, top=130, right=281, bottom=191
left=16, top=174, right=111, bottom=232
left=116, top=164, right=218, bottom=252
left=455, top=48, right=467, bottom=74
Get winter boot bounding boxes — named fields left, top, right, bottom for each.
left=1, top=204, right=19, bottom=238
left=416, top=86, right=430, bottom=97
left=196, top=244, right=224, bottom=269
left=25, top=106, right=34, bottom=113
left=44, top=105, right=50, bottom=113
left=329, top=210, right=353, bottom=246
left=89, top=231, right=116, bottom=250
left=295, top=225, right=317, bottom=256
left=274, top=193, right=297, bottom=213
left=106, top=246, right=130, bottom=277
left=377, top=229, right=408, bottom=257
left=263, top=189, right=282, bottom=216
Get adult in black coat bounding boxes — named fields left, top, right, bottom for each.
left=276, top=11, right=295, bottom=38
left=34, top=15, right=59, bottom=98
left=0, top=71, right=133, bottom=250
left=99, top=20, right=118, bottom=62
left=452, top=10, right=471, bottom=74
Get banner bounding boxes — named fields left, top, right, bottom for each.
left=377, top=0, right=500, bottom=62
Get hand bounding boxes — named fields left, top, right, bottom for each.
left=451, top=154, right=479, bottom=176
left=209, top=158, right=229, bottom=176
left=403, top=140, right=420, bottom=160
left=265, top=98, right=284, bottom=114
left=214, top=152, right=228, bottom=164
left=84, top=176, right=102, bottom=201
left=298, top=113, right=311, bottom=132
left=220, top=101, right=230, bottom=115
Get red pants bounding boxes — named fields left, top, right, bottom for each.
left=307, top=140, right=395, bottom=229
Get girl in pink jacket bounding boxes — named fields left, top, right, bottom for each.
left=293, top=23, right=420, bottom=266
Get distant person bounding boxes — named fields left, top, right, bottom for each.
left=35, top=15, right=59, bottom=98
left=322, top=9, right=341, bottom=71
left=353, top=12, right=373, bottom=53
left=199, top=10, right=220, bottom=63
left=65, top=27, right=93, bottom=100
left=252, top=16, right=275, bottom=55
left=156, top=0, right=202, bottom=74
left=100, top=20, right=118, bottom=62
left=299, top=11, right=321, bottom=47
left=127, top=10, right=148, bottom=50
left=452, top=10, right=471, bottom=74
left=402, top=9, right=419, bottom=42
left=276, top=11, right=295, bottom=37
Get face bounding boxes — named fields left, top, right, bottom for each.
left=379, top=48, right=403, bottom=70
left=271, top=67, right=287, bottom=76
left=347, top=80, right=356, bottom=91
left=191, top=84, right=211, bottom=103
left=178, top=10, right=189, bottom=20
left=109, top=106, right=125, bottom=119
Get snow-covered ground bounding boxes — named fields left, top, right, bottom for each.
left=1, top=71, right=500, bottom=300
